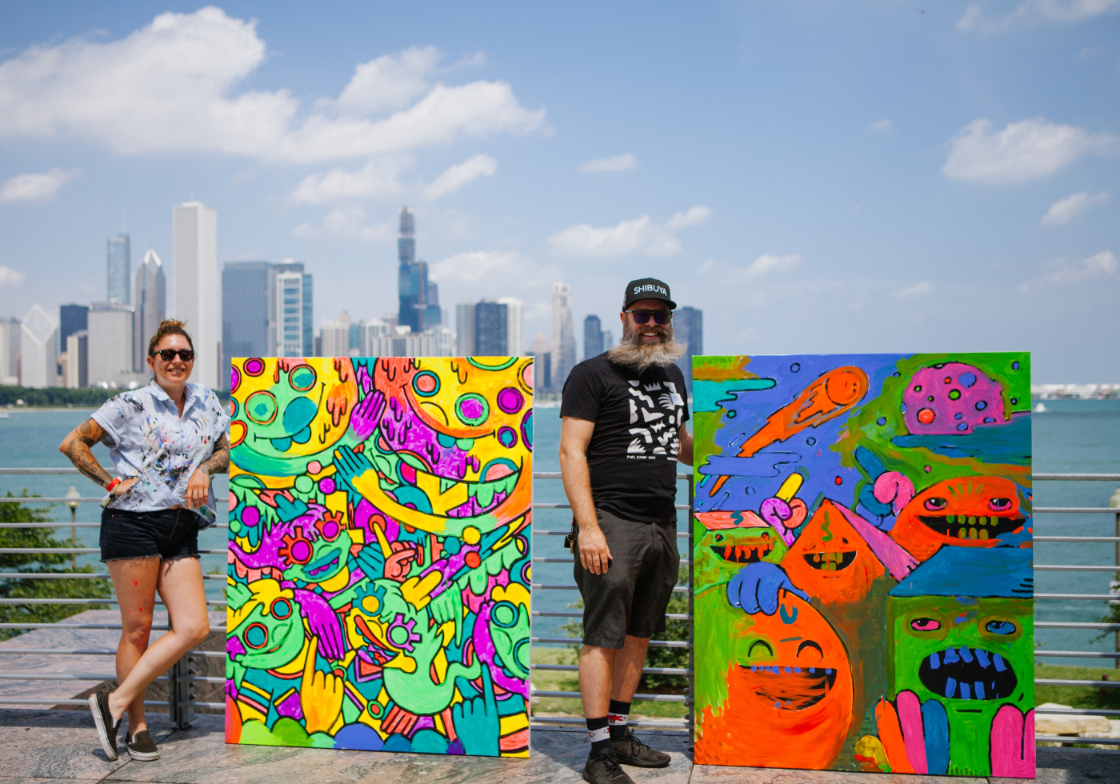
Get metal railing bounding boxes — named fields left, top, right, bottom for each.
left=1, top=467, right=1119, bottom=743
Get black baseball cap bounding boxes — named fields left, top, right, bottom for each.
left=623, top=278, right=676, bottom=310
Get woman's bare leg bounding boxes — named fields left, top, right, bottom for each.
left=108, top=558, right=162, bottom=733
left=107, top=557, right=210, bottom=721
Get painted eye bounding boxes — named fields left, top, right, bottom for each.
left=989, top=498, right=1013, bottom=512
left=924, top=497, right=948, bottom=511
left=289, top=365, right=317, bottom=392
left=910, top=618, right=941, bottom=632
left=748, top=640, right=774, bottom=658
left=492, top=601, right=518, bottom=629
left=244, top=622, right=269, bottom=649
left=271, top=598, right=292, bottom=620
left=246, top=391, right=278, bottom=425
left=985, top=620, right=1017, bottom=636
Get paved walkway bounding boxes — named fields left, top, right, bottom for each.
left=0, top=709, right=1115, bottom=784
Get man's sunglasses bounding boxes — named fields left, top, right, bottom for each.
left=151, top=349, right=195, bottom=362
left=624, top=309, right=673, bottom=325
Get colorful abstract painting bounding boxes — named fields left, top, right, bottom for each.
left=691, top=354, right=1033, bottom=777
left=225, top=356, right=533, bottom=757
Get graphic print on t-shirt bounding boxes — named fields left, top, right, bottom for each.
left=626, top=379, right=685, bottom=459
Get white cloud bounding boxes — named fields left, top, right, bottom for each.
left=870, top=119, right=893, bottom=133
left=430, top=250, right=532, bottom=283
left=698, top=253, right=803, bottom=280
left=290, top=155, right=413, bottom=204
left=0, top=266, right=26, bottom=287
left=943, top=118, right=1116, bottom=184
left=1040, top=190, right=1109, bottom=226
left=330, top=46, right=440, bottom=115
left=0, top=168, right=78, bottom=204
left=1019, top=250, right=1117, bottom=291
left=958, top=0, right=1120, bottom=31
left=548, top=206, right=710, bottom=258
left=424, top=154, right=497, bottom=199
left=0, top=8, right=545, bottom=163
left=579, top=153, right=637, bottom=173
left=893, top=281, right=935, bottom=298
left=293, top=206, right=394, bottom=241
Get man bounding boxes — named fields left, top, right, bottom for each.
left=560, top=278, right=693, bottom=784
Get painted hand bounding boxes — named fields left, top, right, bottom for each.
left=300, top=637, right=344, bottom=735
left=726, top=562, right=809, bottom=615
left=294, top=589, right=346, bottom=661
left=451, top=664, right=500, bottom=757
left=871, top=691, right=949, bottom=776
left=274, top=493, right=310, bottom=524
left=384, top=542, right=418, bottom=582
left=990, top=705, right=1034, bottom=777
left=333, top=446, right=377, bottom=502
left=349, top=388, right=384, bottom=442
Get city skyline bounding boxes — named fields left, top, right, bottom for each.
left=0, top=4, right=1116, bottom=382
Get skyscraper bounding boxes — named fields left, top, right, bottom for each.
left=0, top=318, right=20, bottom=385
left=107, top=234, right=131, bottom=305
left=88, top=302, right=134, bottom=387
left=59, top=304, right=89, bottom=354
left=173, top=201, right=218, bottom=388
left=65, top=331, right=88, bottom=388
left=498, top=297, right=524, bottom=356
left=673, top=306, right=703, bottom=393
left=474, top=300, right=508, bottom=355
left=274, top=261, right=313, bottom=357
left=583, top=314, right=603, bottom=360
left=550, top=283, right=576, bottom=391
left=20, top=305, right=58, bottom=388
left=455, top=302, right=475, bottom=356
left=529, top=332, right=551, bottom=392
left=222, top=261, right=276, bottom=378
left=396, top=207, right=440, bottom=333
left=320, top=312, right=352, bottom=357
left=133, top=249, right=166, bottom=371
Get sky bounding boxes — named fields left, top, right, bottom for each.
left=0, top=0, right=1117, bottom=382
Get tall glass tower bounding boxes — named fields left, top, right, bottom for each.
left=107, top=234, right=131, bottom=305
left=396, top=207, right=440, bottom=332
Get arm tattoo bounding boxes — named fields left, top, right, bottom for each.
left=65, top=419, right=114, bottom=488
left=199, top=433, right=230, bottom=476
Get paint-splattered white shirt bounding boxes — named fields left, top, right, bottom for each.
left=92, top=381, right=229, bottom=528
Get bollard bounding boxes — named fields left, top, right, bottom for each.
left=169, top=653, right=195, bottom=730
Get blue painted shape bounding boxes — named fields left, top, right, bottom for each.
left=974, top=681, right=985, bottom=699
left=922, top=699, right=950, bottom=775
left=929, top=651, right=940, bottom=670
left=726, top=563, right=810, bottom=616
left=976, top=649, right=990, bottom=668
left=959, top=646, right=973, bottom=663
left=945, top=677, right=957, bottom=698
left=994, top=654, right=1006, bottom=672
left=891, top=412, right=1031, bottom=466
left=943, top=647, right=959, bottom=664
left=692, top=378, right=776, bottom=413
left=889, top=547, right=1033, bottom=599
left=959, top=682, right=971, bottom=700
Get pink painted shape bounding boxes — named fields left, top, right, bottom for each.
left=834, top=502, right=919, bottom=580
left=895, top=691, right=927, bottom=775
left=694, top=510, right=767, bottom=530
left=991, top=706, right=1035, bottom=778
left=873, top=471, right=916, bottom=514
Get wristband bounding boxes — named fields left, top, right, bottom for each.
left=105, top=477, right=122, bottom=493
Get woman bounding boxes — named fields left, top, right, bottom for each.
left=59, top=320, right=229, bottom=762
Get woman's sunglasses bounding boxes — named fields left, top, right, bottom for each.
left=624, top=309, right=673, bottom=325
left=151, top=349, right=195, bottom=362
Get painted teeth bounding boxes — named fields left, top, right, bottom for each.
left=993, top=654, right=1006, bottom=672
left=929, top=652, right=940, bottom=670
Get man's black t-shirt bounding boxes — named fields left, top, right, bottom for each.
left=560, top=354, right=690, bottom=524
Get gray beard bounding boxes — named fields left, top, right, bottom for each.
left=607, top=329, right=688, bottom=373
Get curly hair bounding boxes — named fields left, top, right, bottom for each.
left=147, top=319, right=194, bottom=356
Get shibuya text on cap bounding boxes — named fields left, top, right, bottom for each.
left=623, top=278, right=676, bottom=310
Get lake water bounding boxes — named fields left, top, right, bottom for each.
left=1, top=399, right=1117, bottom=660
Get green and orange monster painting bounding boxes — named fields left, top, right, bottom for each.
left=227, top=356, right=533, bottom=757
left=692, top=353, right=1033, bottom=777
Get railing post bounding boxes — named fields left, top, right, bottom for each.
left=1112, top=488, right=1120, bottom=669
left=686, top=474, right=695, bottom=741
left=169, top=652, right=195, bottom=730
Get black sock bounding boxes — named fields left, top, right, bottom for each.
left=608, top=699, right=631, bottom=740
left=586, top=715, right=611, bottom=753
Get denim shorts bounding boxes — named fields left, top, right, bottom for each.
left=99, top=508, right=200, bottom=563
left=572, top=508, right=681, bottom=649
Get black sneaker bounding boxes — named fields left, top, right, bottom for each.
left=88, top=691, right=121, bottom=761
left=611, top=731, right=671, bottom=768
left=582, top=747, right=635, bottom=784
left=126, top=730, right=159, bottom=761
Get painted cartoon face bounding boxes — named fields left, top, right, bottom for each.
left=889, top=594, right=1032, bottom=723
left=704, top=526, right=788, bottom=566
left=697, top=592, right=854, bottom=768
left=358, top=357, right=534, bottom=536
left=783, top=500, right=885, bottom=605
left=228, top=581, right=304, bottom=672
left=891, top=476, right=1027, bottom=562
left=231, top=357, right=359, bottom=468
left=277, top=506, right=353, bottom=586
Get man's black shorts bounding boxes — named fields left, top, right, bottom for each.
left=572, top=508, right=680, bottom=649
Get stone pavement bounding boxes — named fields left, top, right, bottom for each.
left=0, top=709, right=1115, bottom=784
